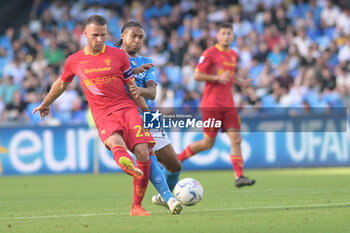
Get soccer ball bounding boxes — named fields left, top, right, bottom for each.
left=174, top=178, right=203, bottom=206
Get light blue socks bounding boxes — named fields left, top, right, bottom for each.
left=157, top=163, right=180, bottom=192
left=149, top=155, right=173, bottom=203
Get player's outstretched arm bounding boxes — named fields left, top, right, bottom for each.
left=194, top=70, right=230, bottom=82
left=32, top=79, right=70, bottom=120
left=132, top=63, right=154, bottom=74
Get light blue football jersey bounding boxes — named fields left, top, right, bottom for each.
left=128, top=55, right=157, bottom=107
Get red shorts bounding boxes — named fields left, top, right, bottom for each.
left=95, top=107, right=155, bottom=151
left=202, top=107, right=241, bottom=138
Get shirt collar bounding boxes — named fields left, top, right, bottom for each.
left=84, top=45, right=106, bottom=56
left=215, top=44, right=231, bottom=52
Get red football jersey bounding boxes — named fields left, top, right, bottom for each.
left=61, top=45, right=136, bottom=121
left=195, top=44, right=238, bottom=108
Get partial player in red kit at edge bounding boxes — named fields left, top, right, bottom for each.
left=178, top=23, right=256, bottom=188
left=32, top=15, right=155, bottom=216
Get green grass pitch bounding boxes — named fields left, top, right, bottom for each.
left=0, top=168, right=349, bottom=233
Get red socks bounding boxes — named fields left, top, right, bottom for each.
left=132, top=159, right=151, bottom=207
left=112, top=145, right=134, bottom=167
left=112, top=145, right=151, bottom=207
left=178, top=145, right=195, bottom=162
left=230, top=155, right=243, bottom=179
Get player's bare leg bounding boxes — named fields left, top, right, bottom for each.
left=178, top=134, right=216, bottom=162
left=226, top=130, right=255, bottom=188
left=156, top=144, right=182, bottom=172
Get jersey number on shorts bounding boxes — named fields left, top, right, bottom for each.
left=134, top=125, right=150, bottom=137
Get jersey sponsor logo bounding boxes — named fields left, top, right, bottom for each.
left=84, top=67, right=112, bottom=74
left=104, top=58, right=111, bottom=66
left=217, top=69, right=234, bottom=76
left=223, top=61, right=236, bottom=67
left=199, top=56, right=205, bottom=64
left=83, top=75, right=117, bottom=86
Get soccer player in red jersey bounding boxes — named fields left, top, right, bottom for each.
left=178, top=23, right=256, bottom=188
left=32, top=15, right=154, bottom=216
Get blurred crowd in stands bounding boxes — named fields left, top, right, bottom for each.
left=0, top=0, right=349, bottom=125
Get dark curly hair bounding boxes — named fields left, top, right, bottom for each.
left=115, top=21, right=144, bottom=47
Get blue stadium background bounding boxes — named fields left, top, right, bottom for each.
left=0, top=0, right=349, bottom=175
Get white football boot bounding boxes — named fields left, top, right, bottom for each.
left=152, top=194, right=167, bottom=207
left=152, top=194, right=183, bottom=214
left=167, top=197, right=183, bottom=214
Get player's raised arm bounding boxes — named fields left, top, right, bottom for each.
left=32, top=79, right=70, bottom=119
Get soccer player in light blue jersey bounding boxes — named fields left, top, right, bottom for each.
left=116, top=22, right=183, bottom=213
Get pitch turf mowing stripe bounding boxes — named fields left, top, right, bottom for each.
left=0, top=202, right=349, bottom=221
left=1, top=187, right=349, bottom=205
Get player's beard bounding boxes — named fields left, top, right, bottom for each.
left=94, top=43, right=103, bottom=52
left=222, top=41, right=231, bottom=48
left=131, top=44, right=140, bottom=53
left=128, top=45, right=140, bottom=56
left=127, top=49, right=138, bottom=57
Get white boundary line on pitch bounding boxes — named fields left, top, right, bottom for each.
left=0, top=202, right=349, bottom=221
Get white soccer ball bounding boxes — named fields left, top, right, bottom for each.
left=174, top=178, right=203, bottom=206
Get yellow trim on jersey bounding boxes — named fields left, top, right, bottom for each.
left=223, top=61, right=236, bottom=67
left=84, top=45, right=106, bottom=56
left=215, top=44, right=230, bottom=52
